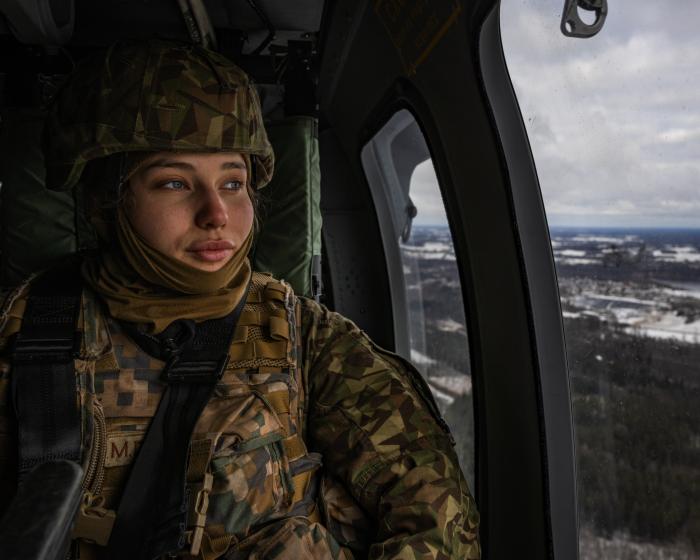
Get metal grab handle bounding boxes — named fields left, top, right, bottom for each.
left=561, top=0, right=608, bottom=38
left=175, top=0, right=217, bottom=50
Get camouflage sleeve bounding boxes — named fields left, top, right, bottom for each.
left=300, top=297, right=480, bottom=559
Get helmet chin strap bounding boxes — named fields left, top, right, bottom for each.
left=117, top=152, right=128, bottom=194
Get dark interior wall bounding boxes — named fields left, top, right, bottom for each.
left=318, top=1, right=576, bottom=558
left=319, top=127, right=395, bottom=350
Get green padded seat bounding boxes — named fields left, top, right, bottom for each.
left=0, top=110, right=321, bottom=298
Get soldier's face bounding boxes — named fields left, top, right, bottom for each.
left=125, top=151, right=254, bottom=272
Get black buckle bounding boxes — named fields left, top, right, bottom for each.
left=12, top=333, right=80, bottom=364
left=161, top=355, right=229, bottom=384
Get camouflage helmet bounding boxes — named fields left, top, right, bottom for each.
left=43, top=39, right=274, bottom=191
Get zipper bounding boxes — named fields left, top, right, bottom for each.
left=82, top=399, right=106, bottom=496
left=232, top=389, right=294, bottom=506
left=72, top=400, right=116, bottom=550
left=269, top=439, right=294, bottom=506
left=249, top=390, right=296, bottom=504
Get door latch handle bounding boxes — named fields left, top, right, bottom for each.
left=401, top=201, right=418, bottom=243
left=561, top=0, right=608, bottom=38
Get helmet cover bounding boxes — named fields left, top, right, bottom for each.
left=43, top=39, right=274, bottom=191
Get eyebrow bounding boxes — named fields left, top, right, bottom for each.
left=142, top=159, right=247, bottom=172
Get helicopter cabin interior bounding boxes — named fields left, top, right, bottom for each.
left=0, top=1, right=581, bottom=558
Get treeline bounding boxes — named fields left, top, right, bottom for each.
left=556, top=260, right=700, bottom=283
left=566, top=315, right=700, bottom=552
left=414, top=252, right=700, bottom=552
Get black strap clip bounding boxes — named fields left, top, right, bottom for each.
left=161, top=355, right=230, bottom=384
left=12, top=333, right=80, bottom=365
left=11, top=290, right=82, bottom=364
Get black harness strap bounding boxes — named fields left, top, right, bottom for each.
left=106, top=284, right=250, bottom=560
left=11, top=264, right=83, bottom=479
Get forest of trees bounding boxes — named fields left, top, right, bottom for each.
left=411, top=255, right=700, bottom=555
left=566, top=315, right=700, bottom=553
left=422, top=286, right=700, bottom=554
left=406, top=227, right=700, bottom=555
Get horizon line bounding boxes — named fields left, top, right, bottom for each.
left=413, top=223, right=700, bottom=231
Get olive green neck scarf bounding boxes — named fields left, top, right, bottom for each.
left=82, top=205, right=252, bottom=334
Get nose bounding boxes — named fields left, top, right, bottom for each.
left=195, top=189, right=228, bottom=229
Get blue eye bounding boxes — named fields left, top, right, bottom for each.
left=162, top=180, right=186, bottom=190
left=223, top=180, right=244, bottom=191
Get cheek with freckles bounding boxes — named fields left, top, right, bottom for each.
left=124, top=194, right=192, bottom=259
left=125, top=189, right=255, bottom=270
left=227, top=196, right=255, bottom=240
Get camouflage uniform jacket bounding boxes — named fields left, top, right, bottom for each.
left=0, top=271, right=480, bottom=559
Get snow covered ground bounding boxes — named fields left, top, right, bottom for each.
left=410, top=349, right=472, bottom=407
left=550, top=230, right=700, bottom=269
left=435, top=318, right=466, bottom=333
left=563, top=284, right=700, bottom=343
left=580, top=529, right=697, bottom=560
left=401, top=242, right=457, bottom=261
left=624, top=315, right=700, bottom=343
left=410, top=349, right=436, bottom=366
left=653, top=246, right=700, bottom=263
left=572, top=235, right=641, bottom=244
left=558, top=257, right=600, bottom=265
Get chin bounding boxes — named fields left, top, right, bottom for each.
left=191, top=260, right=229, bottom=272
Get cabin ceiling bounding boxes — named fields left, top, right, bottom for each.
left=0, top=0, right=328, bottom=95
left=0, top=0, right=325, bottom=48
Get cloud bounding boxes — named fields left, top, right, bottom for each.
left=500, top=0, right=700, bottom=227
left=658, top=128, right=700, bottom=145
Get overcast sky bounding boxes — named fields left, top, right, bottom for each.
left=411, top=0, right=700, bottom=228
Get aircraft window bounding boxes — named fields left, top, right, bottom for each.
left=502, top=3, right=700, bottom=559
left=361, top=110, right=474, bottom=489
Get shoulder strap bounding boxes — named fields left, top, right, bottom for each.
left=10, top=262, right=83, bottom=479
left=106, top=283, right=250, bottom=560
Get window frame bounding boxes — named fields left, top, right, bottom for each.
left=360, top=109, right=432, bottom=361
left=321, top=0, right=577, bottom=555
left=481, top=6, right=578, bottom=558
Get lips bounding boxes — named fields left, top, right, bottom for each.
left=188, top=240, right=235, bottom=251
left=186, top=240, right=235, bottom=262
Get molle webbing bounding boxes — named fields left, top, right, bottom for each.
left=74, top=276, right=318, bottom=558
left=228, top=279, right=293, bottom=369
left=105, top=285, right=249, bottom=560
left=11, top=263, right=82, bottom=478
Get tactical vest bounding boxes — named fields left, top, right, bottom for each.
left=65, top=272, right=321, bottom=559
left=0, top=270, right=369, bottom=559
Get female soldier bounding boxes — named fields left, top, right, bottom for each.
left=0, top=40, right=479, bottom=559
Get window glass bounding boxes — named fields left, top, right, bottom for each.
left=361, top=112, right=474, bottom=489
left=501, top=2, right=700, bottom=558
